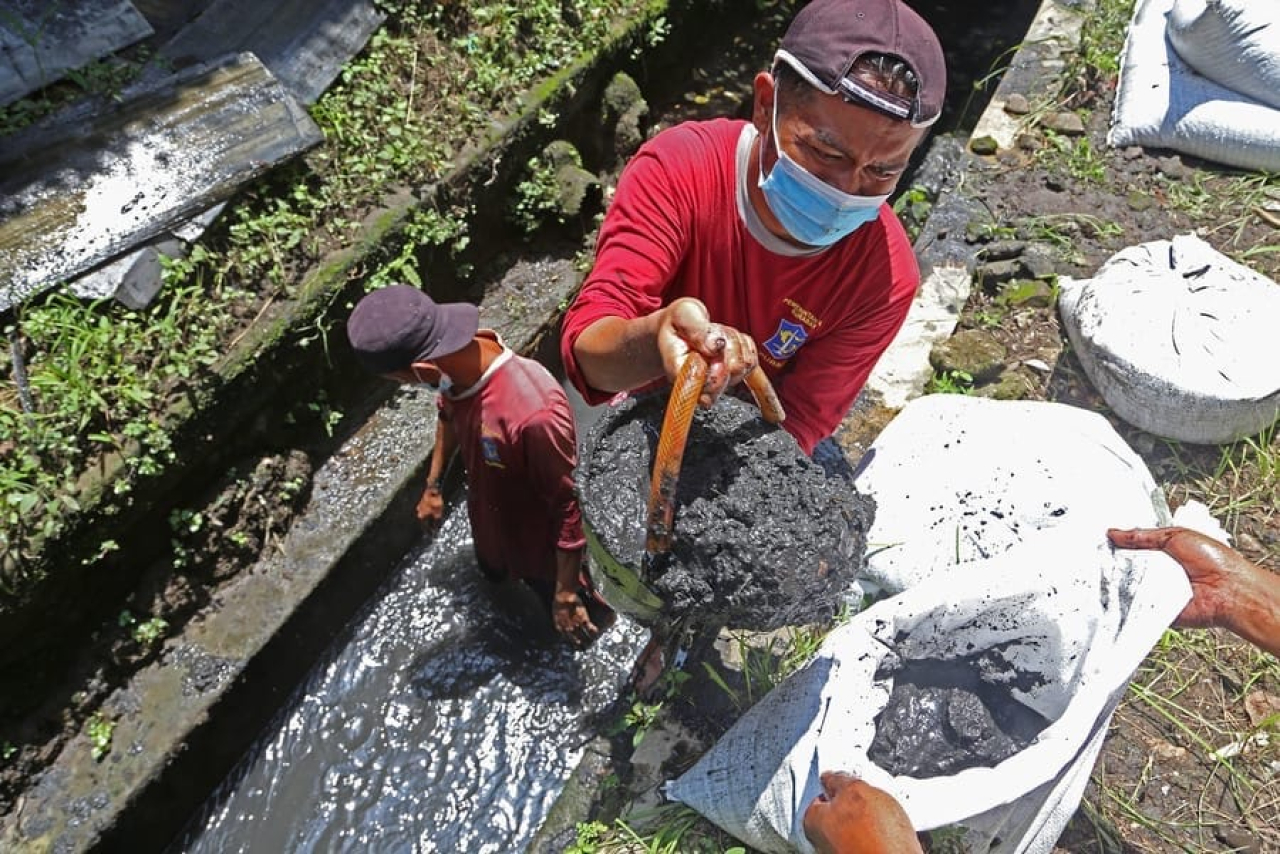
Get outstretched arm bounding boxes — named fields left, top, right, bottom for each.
left=573, top=296, right=761, bottom=408
left=803, top=772, right=923, bottom=854
left=1108, top=527, right=1280, bottom=657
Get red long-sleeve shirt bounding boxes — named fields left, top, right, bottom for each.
left=561, top=118, right=920, bottom=454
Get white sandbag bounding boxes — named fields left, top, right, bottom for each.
left=1109, top=0, right=1280, bottom=172
left=1168, top=0, right=1280, bottom=110
left=667, top=527, right=1191, bottom=854
left=851, top=395, right=1169, bottom=596
left=1058, top=233, right=1280, bottom=445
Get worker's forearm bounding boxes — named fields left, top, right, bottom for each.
left=573, top=314, right=666, bottom=394
left=1227, top=565, right=1280, bottom=657
left=554, top=548, right=583, bottom=594
left=428, top=416, right=457, bottom=483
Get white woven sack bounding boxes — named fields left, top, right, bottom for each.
left=666, top=526, right=1190, bottom=854
left=666, top=397, right=1191, bottom=854
left=1109, top=0, right=1280, bottom=172
left=851, top=395, right=1169, bottom=596
left=1058, top=233, right=1280, bottom=445
left=1168, top=0, right=1280, bottom=110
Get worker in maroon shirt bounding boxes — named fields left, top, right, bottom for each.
left=561, top=0, right=947, bottom=455
left=346, top=285, right=614, bottom=647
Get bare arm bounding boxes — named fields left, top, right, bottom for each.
left=416, top=412, right=457, bottom=526
left=1108, top=527, right=1280, bottom=657
left=573, top=297, right=761, bottom=407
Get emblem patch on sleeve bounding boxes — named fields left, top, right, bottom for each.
left=764, top=318, right=809, bottom=361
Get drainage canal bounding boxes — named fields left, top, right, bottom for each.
left=156, top=0, right=1041, bottom=849
left=172, top=501, right=646, bottom=853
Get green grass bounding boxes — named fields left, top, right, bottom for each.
left=570, top=805, right=747, bottom=854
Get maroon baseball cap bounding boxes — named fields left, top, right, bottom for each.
left=777, top=0, right=947, bottom=127
left=346, top=284, right=479, bottom=374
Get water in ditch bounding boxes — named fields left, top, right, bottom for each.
left=173, top=377, right=647, bottom=853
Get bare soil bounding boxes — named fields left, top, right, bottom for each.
left=961, top=103, right=1280, bottom=852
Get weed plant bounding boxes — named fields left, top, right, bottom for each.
left=0, top=0, right=656, bottom=599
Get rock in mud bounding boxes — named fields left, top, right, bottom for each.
left=868, top=656, right=1051, bottom=778
left=578, top=395, right=874, bottom=630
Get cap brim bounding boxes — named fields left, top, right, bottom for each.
left=423, top=300, right=480, bottom=361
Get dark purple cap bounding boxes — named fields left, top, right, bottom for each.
left=777, top=0, right=947, bottom=127
left=346, top=284, right=480, bottom=374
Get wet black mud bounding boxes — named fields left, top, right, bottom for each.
left=578, top=394, right=875, bottom=630
left=868, top=656, right=1051, bottom=778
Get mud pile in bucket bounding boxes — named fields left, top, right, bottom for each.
left=578, top=394, right=875, bottom=630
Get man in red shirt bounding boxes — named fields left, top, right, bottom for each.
left=561, top=0, right=946, bottom=455
left=346, top=285, right=613, bottom=647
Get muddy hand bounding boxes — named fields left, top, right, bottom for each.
left=416, top=486, right=444, bottom=529
left=1107, top=526, right=1257, bottom=629
left=552, top=591, right=599, bottom=647
left=803, top=771, right=923, bottom=854
left=658, top=298, right=759, bottom=409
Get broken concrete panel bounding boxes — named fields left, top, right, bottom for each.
left=70, top=0, right=385, bottom=310
left=66, top=235, right=185, bottom=309
left=157, top=0, right=386, bottom=103
left=0, top=0, right=153, bottom=106
left=65, top=202, right=224, bottom=309
left=128, top=0, right=217, bottom=44
left=0, top=52, right=323, bottom=313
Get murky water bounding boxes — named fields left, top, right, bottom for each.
left=173, top=506, right=646, bottom=853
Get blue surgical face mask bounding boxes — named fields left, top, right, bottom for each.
left=424, top=375, right=453, bottom=394
left=758, top=97, right=888, bottom=246
left=412, top=366, right=452, bottom=394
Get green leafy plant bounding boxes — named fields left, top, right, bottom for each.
left=926, top=368, right=974, bottom=395
left=85, top=712, right=115, bottom=760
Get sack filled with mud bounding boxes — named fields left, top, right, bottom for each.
left=666, top=397, right=1193, bottom=854
left=577, top=394, right=875, bottom=630
left=667, top=529, right=1191, bottom=854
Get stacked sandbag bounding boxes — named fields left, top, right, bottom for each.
left=1109, top=0, right=1280, bottom=172
left=1167, top=0, right=1280, bottom=110
left=1058, top=233, right=1280, bottom=444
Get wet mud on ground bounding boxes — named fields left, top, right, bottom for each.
left=868, top=655, right=1052, bottom=778
left=578, top=395, right=876, bottom=630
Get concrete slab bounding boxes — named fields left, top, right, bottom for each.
left=0, top=52, right=322, bottom=312
left=0, top=0, right=153, bottom=106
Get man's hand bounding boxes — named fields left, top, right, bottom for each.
left=416, top=483, right=444, bottom=528
left=1108, top=526, right=1280, bottom=657
left=552, top=590, right=600, bottom=648
left=657, top=297, right=759, bottom=407
left=803, top=772, right=922, bottom=854
left=1107, top=527, right=1251, bottom=628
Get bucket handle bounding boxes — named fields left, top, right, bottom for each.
left=643, top=354, right=785, bottom=562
